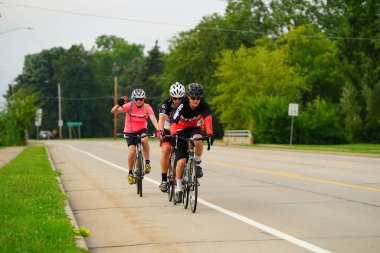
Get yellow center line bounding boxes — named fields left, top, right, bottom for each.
left=207, top=161, right=380, bottom=193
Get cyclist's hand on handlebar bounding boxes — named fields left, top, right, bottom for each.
left=208, top=134, right=214, bottom=146
left=117, top=97, right=126, bottom=107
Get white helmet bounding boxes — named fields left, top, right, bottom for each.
left=169, top=82, right=185, bottom=98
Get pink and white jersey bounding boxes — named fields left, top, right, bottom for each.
left=121, top=102, right=154, bottom=133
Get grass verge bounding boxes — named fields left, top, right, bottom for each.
left=250, top=143, right=380, bottom=155
left=0, top=146, right=88, bottom=253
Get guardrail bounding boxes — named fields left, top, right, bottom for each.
left=223, top=130, right=254, bottom=144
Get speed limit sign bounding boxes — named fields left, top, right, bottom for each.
left=288, top=103, right=299, bottom=116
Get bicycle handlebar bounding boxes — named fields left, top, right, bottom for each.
left=117, top=132, right=156, bottom=139
left=174, top=135, right=212, bottom=151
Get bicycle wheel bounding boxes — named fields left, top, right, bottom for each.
left=167, top=164, right=174, bottom=202
left=136, top=155, right=143, bottom=197
left=190, top=160, right=198, bottom=213
left=183, top=163, right=190, bottom=209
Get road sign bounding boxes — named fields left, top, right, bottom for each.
left=35, top=108, right=42, bottom=127
left=66, top=122, right=82, bottom=126
left=288, top=103, right=299, bottom=116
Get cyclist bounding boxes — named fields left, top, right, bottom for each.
left=111, top=89, right=159, bottom=185
left=157, top=82, right=185, bottom=192
left=170, top=83, right=214, bottom=203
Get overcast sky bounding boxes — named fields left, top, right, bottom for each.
left=0, top=0, right=227, bottom=108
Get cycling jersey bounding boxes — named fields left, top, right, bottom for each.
left=159, top=98, right=176, bottom=131
left=121, top=102, right=154, bottom=133
left=170, top=97, right=213, bottom=135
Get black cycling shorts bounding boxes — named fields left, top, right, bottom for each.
left=125, top=129, right=148, bottom=146
left=161, top=129, right=171, bottom=145
left=175, top=127, right=202, bottom=160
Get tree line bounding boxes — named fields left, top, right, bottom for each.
left=1, top=0, right=379, bottom=145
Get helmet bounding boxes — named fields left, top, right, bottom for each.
left=131, top=89, right=146, bottom=99
left=187, top=83, right=203, bottom=97
left=169, top=82, right=185, bottom=98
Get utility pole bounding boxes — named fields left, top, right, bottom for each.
left=58, top=83, right=63, bottom=139
left=113, top=77, right=118, bottom=138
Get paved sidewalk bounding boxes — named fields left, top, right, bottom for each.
left=0, top=147, right=24, bottom=168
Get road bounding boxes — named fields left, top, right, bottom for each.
left=47, top=140, right=380, bottom=253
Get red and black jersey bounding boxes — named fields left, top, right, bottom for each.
left=159, top=98, right=176, bottom=131
left=159, top=98, right=175, bottom=117
left=170, top=97, right=213, bottom=135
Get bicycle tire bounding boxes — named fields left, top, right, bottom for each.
left=183, top=162, right=191, bottom=209
left=190, top=160, right=198, bottom=213
left=168, top=165, right=174, bottom=202
left=136, top=155, right=143, bottom=197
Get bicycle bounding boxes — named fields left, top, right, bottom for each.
left=119, top=132, right=155, bottom=197
left=174, top=135, right=212, bottom=213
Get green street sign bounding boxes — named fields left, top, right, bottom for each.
left=66, top=122, right=82, bottom=126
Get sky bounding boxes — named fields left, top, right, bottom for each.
left=0, top=0, right=227, bottom=109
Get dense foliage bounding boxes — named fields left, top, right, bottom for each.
left=1, top=0, right=379, bottom=144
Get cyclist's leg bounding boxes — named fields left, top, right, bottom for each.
left=160, top=138, right=171, bottom=175
left=191, top=128, right=204, bottom=178
left=159, top=140, right=171, bottom=192
left=139, top=129, right=149, bottom=159
left=191, top=127, right=203, bottom=160
left=139, top=129, right=151, bottom=174
left=174, top=158, right=186, bottom=202
left=174, top=129, right=190, bottom=203
left=126, top=136, right=137, bottom=185
left=126, top=137, right=137, bottom=172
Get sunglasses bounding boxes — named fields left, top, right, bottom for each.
left=134, top=98, right=144, bottom=101
left=190, top=96, right=201, bottom=101
left=172, top=97, right=183, bottom=101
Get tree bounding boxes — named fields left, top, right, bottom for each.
left=7, top=47, right=66, bottom=138
left=212, top=43, right=306, bottom=140
left=332, top=1, right=380, bottom=142
left=0, top=88, right=40, bottom=145
left=92, top=35, right=145, bottom=96
left=141, top=41, right=164, bottom=111
left=277, top=24, right=348, bottom=103
left=340, top=82, right=363, bottom=143
left=296, top=98, right=345, bottom=144
left=53, top=44, right=109, bottom=137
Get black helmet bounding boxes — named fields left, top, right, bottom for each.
left=188, top=83, right=203, bottom=97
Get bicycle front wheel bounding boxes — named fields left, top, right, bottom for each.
left=167, top=164, right=175, bottom=202
left=183, top=162, right=191, bottom=209
left=190, top=160, right=198, bottom=213
left=136, top=155, right=143, bottom=197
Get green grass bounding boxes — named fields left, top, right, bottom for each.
left=250, top=143, right=380, bottom=155
left=0, top=146, right=88, bottom=253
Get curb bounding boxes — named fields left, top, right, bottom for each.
left=45, top=146, right=89, bottom=250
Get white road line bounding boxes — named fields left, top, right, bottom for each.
left=65, top=144, right=334, bottom=253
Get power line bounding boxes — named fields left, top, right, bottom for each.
left=45, top=95, right=163, bottom=101
left=3, top=2, right=380, bottom=41
left=7, top=3, right=193, bottom=29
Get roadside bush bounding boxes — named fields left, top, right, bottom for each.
left=295, top=98, right=346, bottom=144
left=0, top=115, right=23, bottom=146
left=251, top=96, right=290, bottom=144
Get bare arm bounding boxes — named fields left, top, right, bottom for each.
left=149, top=114, right=160, bottom=131
left=111, top=105, right=124, bottom=114
left=158, top=113, right=167, bottom=132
